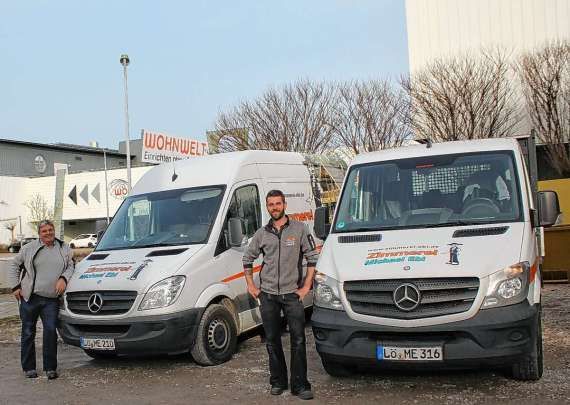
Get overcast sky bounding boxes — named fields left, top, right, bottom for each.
left=0, top=1, right=409, bottom=149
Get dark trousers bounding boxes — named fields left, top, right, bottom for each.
left=19, top=294, right=59, bottom=372
left=259, top=292, right=311, bottom=394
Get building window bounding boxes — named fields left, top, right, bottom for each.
left=34, top=155, right=47, bottom=173
left=119, top=161, right=125, bottom=166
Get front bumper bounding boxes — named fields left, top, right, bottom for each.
left=311, top=301, right=539, bottom=369
left=59, top=308, right=205, bottom=356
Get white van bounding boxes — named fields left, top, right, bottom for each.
left=59, top=151, right=342, bottom=365
left=312, top=137, right=560, bottom=380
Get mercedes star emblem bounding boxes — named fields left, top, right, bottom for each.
left=393, top=283, right=421, bottom=311
left=88, top=293, right=104, bottom=313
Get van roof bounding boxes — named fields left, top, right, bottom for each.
left=131, top=150, right=306, bottom=196
left=351, top=137, right=521, bottom=166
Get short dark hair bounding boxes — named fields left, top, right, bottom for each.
left=266, top=189, right=285, bottom=203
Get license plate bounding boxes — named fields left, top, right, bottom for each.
left=80, top=337, right=115, bottom=351
left=377, top=345, right=443, bottom=361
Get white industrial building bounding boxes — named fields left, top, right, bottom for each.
left=406, top=0, right=570, bottom=73
left=0, top=166, right=152, bottom=244
left=405, top=0, right=570, bottom=139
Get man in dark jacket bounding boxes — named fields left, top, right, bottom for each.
left=243, top=190, right=319, bottom=400
left=8, top=220, right=75, bottom=380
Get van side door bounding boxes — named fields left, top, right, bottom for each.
left=214, top=182, right=263, bottom=332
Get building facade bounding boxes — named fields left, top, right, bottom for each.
left=406, top=0, right=570, bottom=74
left=0, top=138, right=132, bottom=177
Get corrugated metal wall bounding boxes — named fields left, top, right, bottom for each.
left=0, top=142, right=126, bottom=177
left=406, top=0, right=570, bottom=73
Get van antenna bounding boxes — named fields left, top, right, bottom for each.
left=171, top=161, right=178, bottom=182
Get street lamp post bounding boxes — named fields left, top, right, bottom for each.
left=120, top=54, right=132, bottom=192
left=103, top=150, right=110, bottom=225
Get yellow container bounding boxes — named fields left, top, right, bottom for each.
left=539, top=179, right=570, bottom=280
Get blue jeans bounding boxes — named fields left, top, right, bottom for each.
left=259, top=292, right=311, bottom=394
left=19, top=294, right=59, bottom=372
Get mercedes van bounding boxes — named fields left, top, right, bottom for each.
left=312, top=137, right=560, bottom=380
left=59, top=151, right=343, bottom=365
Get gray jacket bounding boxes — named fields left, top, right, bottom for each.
left=8, top=239, right=75, bottom=301
left=242, top=217, right=319, bottom=295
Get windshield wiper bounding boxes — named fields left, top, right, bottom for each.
left=335, top=226, right=387, bottom=233
left=130, top=242, right=179, bottom=249
left=422, top=220, right=491, bottom=228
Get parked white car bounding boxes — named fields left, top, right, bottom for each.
left=69, top=234, right=98, bottom=249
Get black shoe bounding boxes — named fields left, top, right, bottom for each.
left=46, top=370, right=58, bottom=380
left=295, top=389, right=314, bottom=400
left=24, top=370, right=38, bottom=379
left=270, top=386, right=285, bottom=396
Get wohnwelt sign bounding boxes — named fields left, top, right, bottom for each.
left=141, top=130, right=209, bottom=164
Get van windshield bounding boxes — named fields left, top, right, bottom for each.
left=333, top=151, right=522, bottom=233
left=96, top=185, right=225, bottom=251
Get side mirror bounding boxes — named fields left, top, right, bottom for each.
left=97, top=228, right=106, bottom=241
left=228, top=217, right=245, bottom=247
left=314, top=206, right=331, bottom=240
left=538, top=190, right=561, bottom=227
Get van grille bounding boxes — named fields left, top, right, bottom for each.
left=344, top=278, right=479, bottom=320
left=66, top=291, right=138, bottom=316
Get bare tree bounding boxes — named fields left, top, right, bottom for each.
left=401, top=50, right=520, bottom=142
left=3, top=221, right=17, bottom=242
left=214, top=80, right=337, bottom=153
left=333, top=79, right=411, bottom=154
left=24, top=193, right=54, bottom=228
left=517, top=40, right=570, bottom=175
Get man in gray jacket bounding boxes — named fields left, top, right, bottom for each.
left=8, top=220, right=74, bottom=380
left=243, top=190, right=319, bottom=400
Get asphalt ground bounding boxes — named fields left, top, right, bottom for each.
left=0, top=284, right=568, bottom=404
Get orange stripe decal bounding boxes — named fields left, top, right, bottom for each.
left=222, top=265, right=262, bottom=283
left=530, top=261, right=538, bottom=283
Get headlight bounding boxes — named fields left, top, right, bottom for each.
left=313, top=272, right=344, bottom=311
left=139, top=276, right=186, bottom=311
left=482, top=262, right=530, bottom=309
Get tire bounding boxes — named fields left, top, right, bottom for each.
left=321, top=355, right=354, bottom=377
left=510, top=309, right=543, bottom=381
left=191, top=304, right=237, bottom=366
left=70, top=243, right=75, bottom=249
left=84, top=350, right=118, bottom=360
left=88, top=243, right=94, bottom=248
left=8, top=246, right=15, bottom=253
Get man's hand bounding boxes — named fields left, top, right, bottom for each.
left=295, top=286, right=311, bottom=301
left=13, top=288, right=22, bottom=302
left=247, top=284, right=261, bottom=299
left=55, top=278, right=67, bottom=296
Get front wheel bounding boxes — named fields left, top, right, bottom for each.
left=8, top=246, right=15, bottom=253
left=191, top=304, right=237, bottom=366
left=70, top=243, right=75, bottom=249
left=510, top=309, right=543, bottom=381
